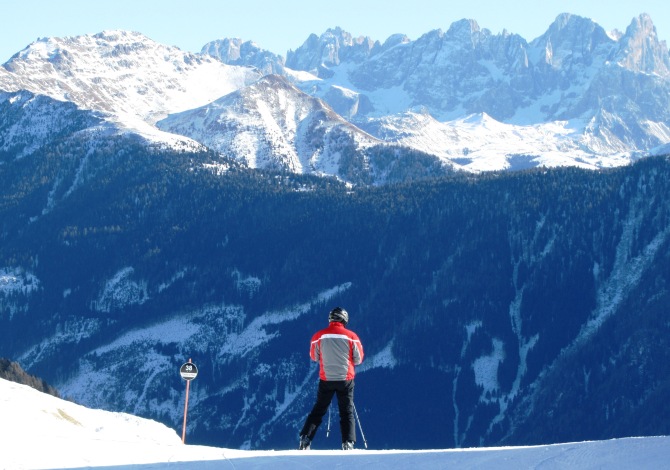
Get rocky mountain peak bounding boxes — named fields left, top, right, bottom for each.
left=380, top=33, right=412, bottom=50
left=201, top=37, right=246, bottom=62
left=445, top=18, right=483, bottom=42
left=201, top=38, right=285, bottom=75
left=285, top=27, right=379, bottom=77
left=531, top=13, right=614, bottom=69
left=615, top=14, right=670, bottom=76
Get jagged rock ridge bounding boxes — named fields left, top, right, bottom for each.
left=1, top=14, right=670, bottom=181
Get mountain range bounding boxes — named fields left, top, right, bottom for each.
left=2, top=13, right=670, bottom=184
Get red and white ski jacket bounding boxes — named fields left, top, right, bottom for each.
left=310, top=321, right=364, bottom=381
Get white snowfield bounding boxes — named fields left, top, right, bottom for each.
left=1, top=378, right=668, bottom=470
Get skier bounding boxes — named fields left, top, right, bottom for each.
left=299, top=307, right=364, bottom=450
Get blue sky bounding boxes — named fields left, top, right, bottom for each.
left=1, top=0, right=669, bottom=63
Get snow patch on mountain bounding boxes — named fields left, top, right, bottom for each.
left=0, top=268, right=40, bottom=320
left=94, top=317, right=201, bottom=356
left=218, top=282, right=352, bottom=359
left=158, top=268, right=189, bottom=293
left=361, top=111, right=639, bottom=172
left=360, top=340, right=398, bottom=371
left=578, top=191, right=670, bottom=345
left=473, top=338, right=505, bottom=395
left=92, top=267, right=149, bottom=313
left=293, top=61, right=414, bottom=119
left=0, top=267, right=39, bottom=296
left=18, top=317, right=105, bottom=370
left=232, top=269, right=262, bottom=299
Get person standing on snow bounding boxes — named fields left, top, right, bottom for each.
left=299, top=307, right=364, bottom=450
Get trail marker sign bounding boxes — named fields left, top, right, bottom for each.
left=180, top=359, right=198, bottom=443
left=180, top=361, right=198, bottom=381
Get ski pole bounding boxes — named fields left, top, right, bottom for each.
left=326, top=404, right=331, bottom=437
left=353, top=404, right=368, bottom=449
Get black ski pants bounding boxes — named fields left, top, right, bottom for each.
left=300, top=379, right=356, bottom=443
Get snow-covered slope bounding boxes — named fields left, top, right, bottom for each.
left=1, top=378, right=668, bottom=469
left=359, top=111, right=634, bottom=171
left=0, top=30, right=260, bottom=144
left=158, top=74, right=380, bottom=174
left=0, top=90, right=103, bottom=160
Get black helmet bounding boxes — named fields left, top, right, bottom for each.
left=328, top=307, right=349, bottom=325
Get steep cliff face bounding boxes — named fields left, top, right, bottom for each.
left=285, top=14, right=670, bottom=124
left=615, top=13, right=670, bottom=75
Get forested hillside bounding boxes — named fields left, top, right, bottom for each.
left=1, top=139, right=669, bottom=448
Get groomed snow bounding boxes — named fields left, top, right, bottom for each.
left=2, top=378, right=668, bottom=469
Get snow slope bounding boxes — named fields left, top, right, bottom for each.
left=1, top=378, right=668, bottom=469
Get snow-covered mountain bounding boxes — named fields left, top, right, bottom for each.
left=277, top=14, right=670, bottom=172
left=285, top=15, right=670, bottom=123
left=359, top=111, right=632, bottom=172
left=0, top=30, right=259, bottom=124
left=157, top=74, right=382, bottom=175
left=0, top=30, right=260, bottom=150
left=2, top=377, right=669, bottom=469
left=2, top=14, right=670, bottom=181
